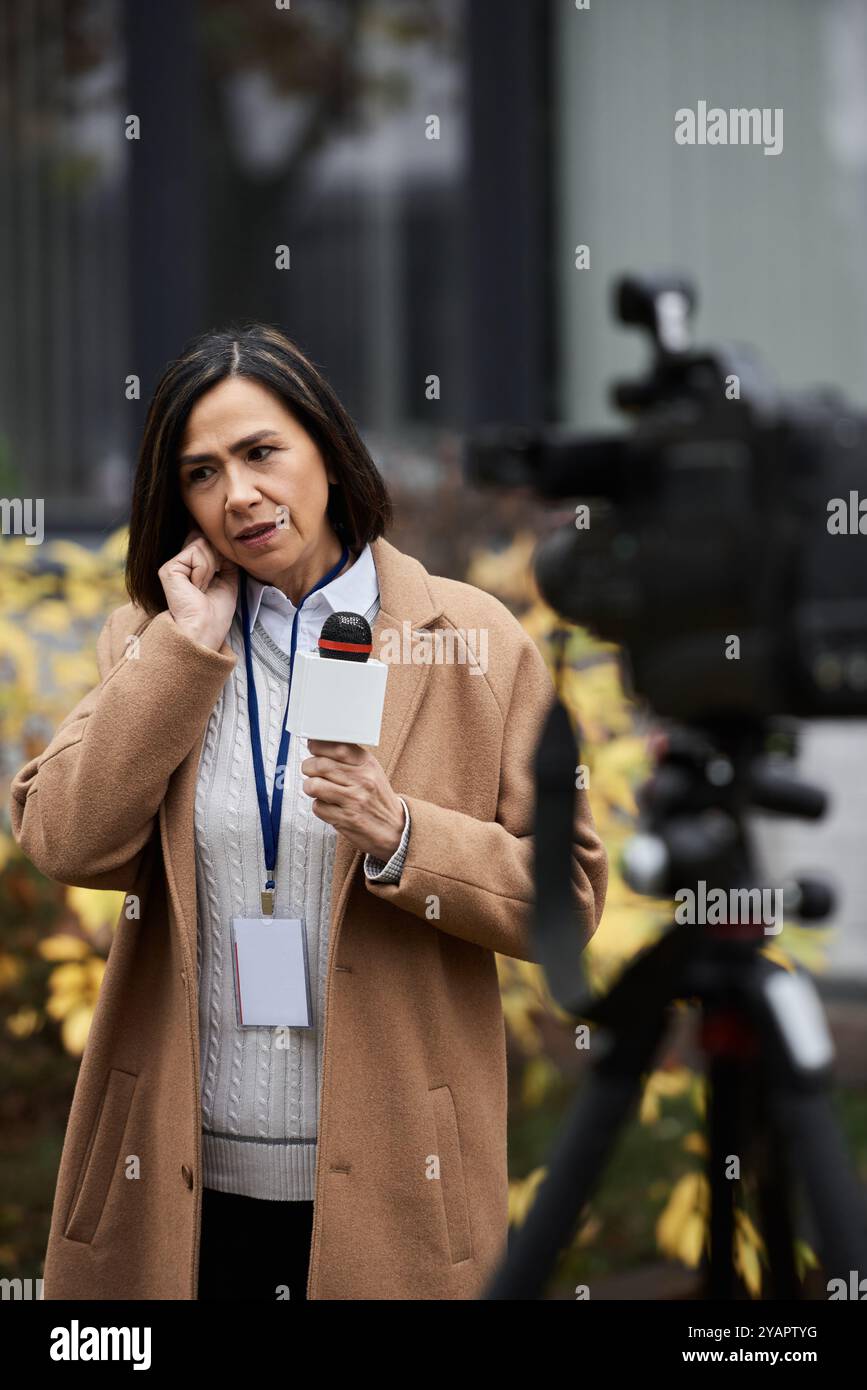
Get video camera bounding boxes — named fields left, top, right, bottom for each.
left=466, top=273, right=867, bottom=723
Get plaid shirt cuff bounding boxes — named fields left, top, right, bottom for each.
left=363, top=797, right=411, bottom=883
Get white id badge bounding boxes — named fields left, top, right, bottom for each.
left=230, top=917, right=313, bottom=1028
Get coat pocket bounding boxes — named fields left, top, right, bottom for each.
left=63, top=1068, right=137, bottom=1244
left=428, top=1083, right=473, bottom=1264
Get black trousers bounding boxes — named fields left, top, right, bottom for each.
left=197, top=1186, right=315, bottom=1301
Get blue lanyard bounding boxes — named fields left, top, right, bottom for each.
left=240, top=543, right=349, bottom=899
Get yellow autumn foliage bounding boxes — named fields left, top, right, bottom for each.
left=656, top=1172, right=709, bottom=1265
left=44, top=958, right=106, bottom=1056
left=65, top=887, right=128, bottom=941
left=508, top=1166, right=548, bottom=1227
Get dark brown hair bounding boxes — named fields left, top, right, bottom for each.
left=125, top=322, right=393, bottom=615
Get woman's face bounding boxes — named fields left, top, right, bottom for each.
left=177, top=375, right=341, bottom=592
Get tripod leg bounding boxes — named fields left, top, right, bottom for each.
left=484, top=1014, right=669, bottom=1300
left=753, top=1107, right=799, bottom=1299
left=706, top=1054, right=738, bottom=1299
left=706, top=1048, right=800, bottom=1299
left=772, top=1089, right=867, bottom=1284
left=752, top=963, right=867, bottom=1284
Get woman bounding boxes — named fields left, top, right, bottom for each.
left=10, top=323, right=608, bottom=1301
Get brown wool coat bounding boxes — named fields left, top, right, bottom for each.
left=9, top=536, right=608, bottom=1300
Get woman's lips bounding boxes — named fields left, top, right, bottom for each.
left=236, top=524, right=278, bottom=548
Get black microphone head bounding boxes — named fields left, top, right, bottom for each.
left=318, top=611, right=372, bottom=662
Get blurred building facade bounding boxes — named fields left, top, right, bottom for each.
left=2, top=0, right=867, bottom=982
left=0, top=0, right=550, bottom=528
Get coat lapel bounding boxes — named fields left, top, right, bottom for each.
left=159, top=536, right=444, bottom=967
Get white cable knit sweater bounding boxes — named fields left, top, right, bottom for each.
left=193, top=544, right=410, bottom=1201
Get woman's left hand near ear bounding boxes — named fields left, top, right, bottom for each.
left=301, top=740, right=405, bottom=861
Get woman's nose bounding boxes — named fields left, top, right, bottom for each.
left=223, top=465, right=262, bottom=508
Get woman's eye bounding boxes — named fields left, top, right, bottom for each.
left=184, top=448, right=273, bottom=483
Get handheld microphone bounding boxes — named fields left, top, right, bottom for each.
left=285, top=611, right=388, bottom=745
left=318, top=611, right=373, bottom=663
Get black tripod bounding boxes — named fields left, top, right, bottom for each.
left=484, top=704, right=867, bottom=1299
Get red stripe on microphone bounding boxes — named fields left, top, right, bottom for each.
left=318, top=637, right=372, bottom=653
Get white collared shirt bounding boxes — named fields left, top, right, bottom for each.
left=239, top=540, right=410, bottom=882
left=243, top=538, right=380, bottom=656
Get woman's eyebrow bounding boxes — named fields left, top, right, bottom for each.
left=178, top=429, right=279, bottom=467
